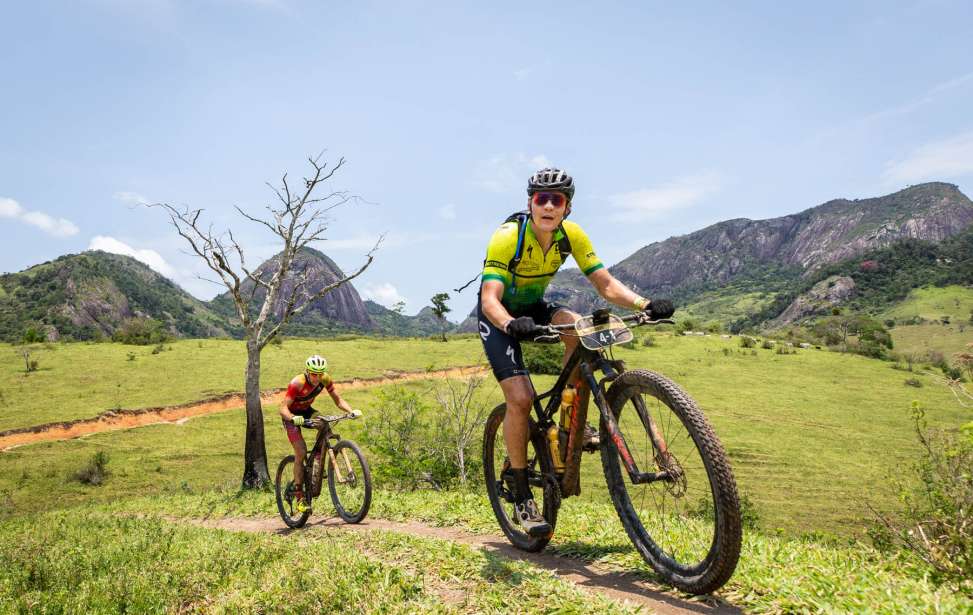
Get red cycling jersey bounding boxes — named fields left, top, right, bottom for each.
left=285, top=373, right=335, bottom=414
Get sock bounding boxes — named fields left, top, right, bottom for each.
left=510, top=467, right=533, bottom=504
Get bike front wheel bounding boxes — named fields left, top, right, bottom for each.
left=482, top=403, right=560, bottom=552
left=601, top=369, right=741, bottom=595
left=275, top=455, right=311, bottom=529
left=327, top=440, right=372, bottom=523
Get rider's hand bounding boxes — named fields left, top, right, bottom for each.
left=291, top=415, right=306, bottom=427
left=506, top=316, right=537, bottom=340
left=647, top=298, right=674, bottom=320
left=349, top=409, right=363, bottom=419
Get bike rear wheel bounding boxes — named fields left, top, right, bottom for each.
left=482, top=403, right=560, bottom=552
left=275, top=455, right=311, bottom=529
left=327, top=440, right=372, bottom=523
left=601, top=369, right=741, bottom=594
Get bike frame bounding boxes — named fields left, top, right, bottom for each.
left=305, top=416, right=358, bottom=490
left=530, top=315, right=676, bottom=495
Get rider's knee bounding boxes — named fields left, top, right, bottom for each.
left=505, top=389, right=533, bottom=413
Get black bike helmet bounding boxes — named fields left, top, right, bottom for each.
left=527, top=167, right=575, bottom=200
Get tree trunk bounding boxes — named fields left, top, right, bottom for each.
left=242, top=340, right=271, bottom=488
left=457, top=445, right=466, bottom=484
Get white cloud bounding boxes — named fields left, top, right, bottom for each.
left=362, top=282, right=408, bottom=309
left=114, top=191, right=152, bottom=206
left=882, top=131, right=973, bottom=185
left=608, top=172, right=723, bottom=222
left=88, top=235, right=177, bottom=279
left=474, top=153, right=554, bottom=193
left=439, top=203, right=456, bottom=220
left=0, top=197, right=79, bottom=237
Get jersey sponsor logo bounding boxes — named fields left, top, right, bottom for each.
left=479, top=320, right=490, bottom=341
left=517, top=262, right=540, bottom=273
left=505, top=345, right=516, bottom=363
left=586, top=251, right=597, bottom=259
left=485, top=260, right=508, bottom=270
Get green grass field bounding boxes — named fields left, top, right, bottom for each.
left=1, top=334, right=970, bottom=612
left=882, top=284, right=973, bottom=322
left=1, top=333, right=966, bottom=536
left=0, top=336, right=484, bottom=431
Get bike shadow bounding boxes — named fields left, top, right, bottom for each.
left=475, top=538, right=743, bottom=614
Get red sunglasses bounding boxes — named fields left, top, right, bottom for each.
left=531, top=192, right=568, bottom=208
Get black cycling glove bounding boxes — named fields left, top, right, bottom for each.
left=506, top=316, right=538, bottom=340
left=648, top=299, right=675, bottom=320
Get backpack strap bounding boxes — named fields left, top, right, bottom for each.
left=293, top=373, right=325, bottom=404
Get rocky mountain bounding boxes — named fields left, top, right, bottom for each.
left=210, top=247, right=374, bottom=334
left=0, top=251, right=231, bottom=341
left=547, top=182, right=973, bottom=317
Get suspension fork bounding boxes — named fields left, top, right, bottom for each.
left=586, top=362, right=676, bottom=486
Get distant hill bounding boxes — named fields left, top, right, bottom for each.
left=209, top=247, right=375, bottom=335
left=546, top=182, right=973, bottom=322
left=740, top=224, right=973, bottom=330
left=0, top=251, right=231, bottom=341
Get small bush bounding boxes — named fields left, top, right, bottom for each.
left=776, top=345, right=794, bottom=355
left=74, top=451, right=110, bottom=486
left=904, top=378, right=922, bottom=388
left=869, top=404, right=973, bottom=593
left=641, top=335, right=656, bottom=347
left=150, top=343, right=166, bottom=355
left=721, top=348, right=731, bottom=356
left=761, top=339, right=774, bottom=349
left=739, top=336, right=756, bottom=349
left=127, top=352, right=136, bottom=362
left=523, top=343, right=563, bottom=375
left=21, top=327, right=45, bottom=344
left=113, top=318, right=170, bottom=345
left=362, top=388, right=458, bottom=489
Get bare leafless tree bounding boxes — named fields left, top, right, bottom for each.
left=433, top=375, right=488, bottom=484
left=154, top=154, right=378, bottom=488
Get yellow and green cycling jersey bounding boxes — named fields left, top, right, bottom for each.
left=481, top=219, right=604, bottom=312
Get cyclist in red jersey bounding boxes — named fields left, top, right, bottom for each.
left=279, top=354, right=360, bottom=510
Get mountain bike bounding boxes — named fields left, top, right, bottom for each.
left=275, top=413, right=372, bottom=528
left=482, top=308, right=742, bottom=594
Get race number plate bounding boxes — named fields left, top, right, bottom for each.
left=575, top=314, right=633, bottom=350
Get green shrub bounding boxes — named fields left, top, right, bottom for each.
left=904, top=378, right=922, bottom=388
left=74, top=451, right=110, bottom=486
left=869, top=404, right=973, bottom=594
left=761, top=339, right=774, bottom=349
left=112, top=318, right=170, bottom=345
left=22, top=326, right=45, bottom=344
left=739, top=336, right=756, bottom=349
left=641, top=335, right=656, bottom=347
left=362, top=388, right=461, bottom=489
left=522, top=343, right=563, bottom=375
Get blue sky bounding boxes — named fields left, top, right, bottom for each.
left=2, top=1, right=972, bottom=320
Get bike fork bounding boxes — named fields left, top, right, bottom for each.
left=587, top=368, right=676, bottom=486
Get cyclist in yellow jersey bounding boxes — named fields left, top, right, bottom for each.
left=478, top=167, right=674, bottom=536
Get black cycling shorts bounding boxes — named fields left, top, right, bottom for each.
left=476, top=298, right=567, bottom=381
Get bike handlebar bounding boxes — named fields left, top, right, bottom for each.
left=527, top=312, right=675, bottom=342
left=306, top=413, right=360, bottom=429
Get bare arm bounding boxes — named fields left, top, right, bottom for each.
left=279, top=394, right=298, bottom=421
left=327, top=388, right=354, bottom=414
left=480, top=279, right=516, bottom=331
left=587, top=269, right=648, bottom=311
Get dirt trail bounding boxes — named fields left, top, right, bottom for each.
left=183, top=515, right=740, bottom=615
left=0, top=365, right=486, bottom=451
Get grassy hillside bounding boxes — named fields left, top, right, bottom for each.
left=1, top=336, right=970, bottom=612
left=882, top=285, right=973, bottom=322
left=1, top=334, right=966, bottom=535
left=0, top=336, right=483, bottom=431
